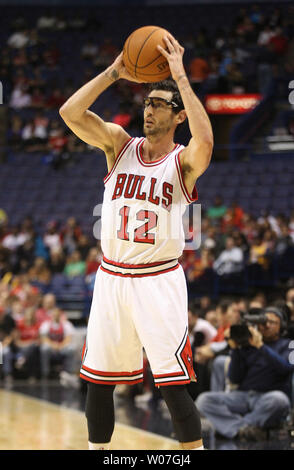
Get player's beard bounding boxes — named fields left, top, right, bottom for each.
left=143, top=116, right=174, bottom=139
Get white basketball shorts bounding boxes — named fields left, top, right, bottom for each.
left=80, top=257, right=196, bottom=387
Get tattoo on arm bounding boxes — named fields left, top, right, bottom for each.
left=106, top=68, right=119, bottom=82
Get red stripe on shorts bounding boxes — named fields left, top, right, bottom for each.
left=80, top=373, right=143, bottom=386
left=81, top=364, right=143, bottom=377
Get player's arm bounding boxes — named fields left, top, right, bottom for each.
left=59, top=52, right=143, bottom=169
left=158, top=35, right=213, bottom=193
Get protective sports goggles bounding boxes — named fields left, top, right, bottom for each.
left=143, top=96, right=179, bottom=110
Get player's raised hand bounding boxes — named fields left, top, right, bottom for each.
left=157, top=34, right=186, bottom=83
left=106, top=51, right=146, bottom=83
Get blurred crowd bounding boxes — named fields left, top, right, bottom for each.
left=0, top=200, right=293, bottom=392
left=0, top=214, right=102, bottom=385
left=1, top=4, right=293, bottom=161
left=185, top=4, right=293, bottom=97
left=180, top=195, right=294, bottom=284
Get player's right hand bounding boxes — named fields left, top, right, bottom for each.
left=106, top=52, right=146, bottom=83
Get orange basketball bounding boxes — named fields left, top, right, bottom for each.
left=123, top=26, right=171, bottom=83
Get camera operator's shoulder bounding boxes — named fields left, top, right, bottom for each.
left=276, top=337, right=292, bottom=353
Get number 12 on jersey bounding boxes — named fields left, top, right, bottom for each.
left=117, top=205, right=158, bottom=245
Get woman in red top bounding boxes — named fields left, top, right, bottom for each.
left=14, top=307, right=41, bottom=380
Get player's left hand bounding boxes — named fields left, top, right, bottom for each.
left=157, top=34, right=186, bottom=83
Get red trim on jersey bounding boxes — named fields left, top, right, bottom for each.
left=100, top=263, right=179, bottom=278
left=81, top=364, right=143, bottom=377
left=136, top=138, right=180, bottom=167
left=175, top=151, right=198, bottom=204
left=103, top=137, right=134, bottom=184
left=102, top=256, right=175, bottom=269
left=80, top=373, right=144, bottom=386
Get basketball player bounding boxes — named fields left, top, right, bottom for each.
left=59, top=34, right=213, bottom=450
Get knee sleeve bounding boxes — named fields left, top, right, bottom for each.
left=160, top=385, right=202, bottom=443
left=85, top=383, right=115, bottom=443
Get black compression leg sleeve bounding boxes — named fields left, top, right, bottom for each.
left=160, top=385, right=202, bottom=443
left=85, top=383, right=116, bottom=443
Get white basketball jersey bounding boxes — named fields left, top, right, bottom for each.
left=100, top=137, right=197, bottom=265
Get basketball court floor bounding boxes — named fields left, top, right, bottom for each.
left=0, top=380, right=293, bottom=451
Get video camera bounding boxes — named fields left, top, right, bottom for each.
left=229, top=308, right=267, bottom=347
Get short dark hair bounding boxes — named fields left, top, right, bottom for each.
left=147, top=79, right=184, bottom=113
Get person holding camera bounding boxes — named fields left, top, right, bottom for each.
left=196, top=307, right=294, bottom=441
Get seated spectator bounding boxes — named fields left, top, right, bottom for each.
left=15, top=235, right=38, bottom=272
left=268, top=27, right=289, bottom=56
left=186, top=248, right=214, bottom=282
left=12, top=47, right=28, bottom=66
left=249, top=4, right=264, bottom=25
left=47, top=248, right=66, bottom=274
left=43, top=221, right=62, bottom=255
left=186, top=300, right=218, bottom=401
left=213, top=236, right=244, bottom=276
left=33, top=111, right=49, bottom=147
left=30, top=87, right=46, bottom=109
left=286, top=287, right=294, bottom=332
left=60, top=217, right=82, bottom=255
left=231, top=231, right=249, bottom=259
left=47, top=127, right=69, bottom=169
left=113, top=105, right=132, bottom=129
left=66, top=133, right=86, bottom=154
left=10, top=298, right=25, bottom=322
left=257, top=24, right=275, bottom=46
left=21, top=118, right=47, bottom=152
left=35, top=292, right=57, bottom=324
left=0, top=243, right=11, bottom=278
left=195, top=300, right=239, bottom=364
left=96, top=37, right=118, bottom=64
left=9, top=84, right=32, bottom=109
left=249, top=235, right=270, bottom=269
left=2, top=225, right=25, bottom=252
left=188, top=301, right=217, bottom=349
left=7, top=115, right=23, bottom=151
left=0, top=304, right=16, bottom=384
left=39, top=307, right=76, bottom=379
left=276, top=223, right=293, bottom=256
left=204, top=308, right=219, bottom=329
left=202, top=226, right=218, bottom=252
left=207, top=196, right=227, bottom=223
left=81, top=40, right=99, bottom=60
left=27, top=256, right=51, bottom=292
left=43, top=42, right=60, bottom=67
left=64, top=250, right=86, bottom=278
left=6, top=307, right=41, bottom=381
left=196, top=306, right=294, bottom=441
left=10, top=273, right=40, bottom=306
left=76, top=234, right=92, bottom=259
left=262, top=228, right=276, bottom=253
left=7, top=28, right=29, bottom=48
left=188, top=54, right=210, bottom=92
left=193, top=300, right=239, bottom=394
left=21, top=119, right=35, bottom=150
left=45, top=88, right=66, bottom=109
left=85, top=246, right=102, bottom=275
left=249, top=292, right=267, bottom=309
left=28, top=66, right=46, bottom=90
